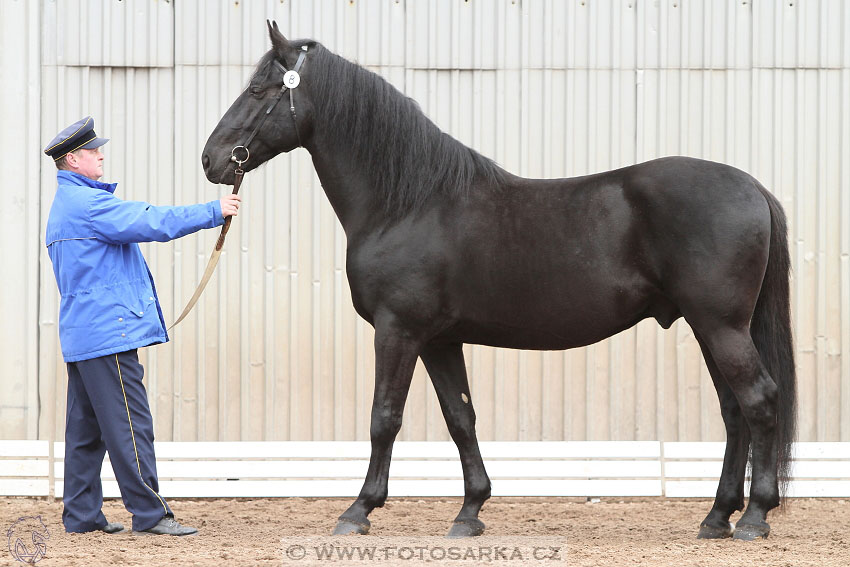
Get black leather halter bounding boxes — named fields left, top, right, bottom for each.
left=230, top=45, right=309, bottom=166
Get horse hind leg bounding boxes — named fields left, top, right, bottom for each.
left=695, top=335, right=750, bottom=539
left=333, top=322, right=422, bottom=536
left=420, top=342, right=491, bottom=538
left=694, top=325, right=780, bottom=541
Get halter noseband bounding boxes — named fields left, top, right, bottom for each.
left=231, top=45, right=309, bottom=167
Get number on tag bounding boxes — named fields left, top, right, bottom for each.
left=284, top=71, right=301, bottom=89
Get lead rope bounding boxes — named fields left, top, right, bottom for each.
left=215, top=166, right=244, bottom=251
left=168, top=153, right=245, bottom=330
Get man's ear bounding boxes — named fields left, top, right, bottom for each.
left=267, top=20, right=294, bottom=64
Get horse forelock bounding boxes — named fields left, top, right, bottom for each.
left=247, top=52, right=276, bottom=87
left=308, top=45, right=504, bottom=218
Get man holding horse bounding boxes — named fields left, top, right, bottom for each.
left=44, top=116, right=241, bottom=536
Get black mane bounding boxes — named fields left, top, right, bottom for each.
left=297, top=44, right=505, bottom=217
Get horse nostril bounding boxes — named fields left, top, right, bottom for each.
left=202, top=154, right=211, bottom=170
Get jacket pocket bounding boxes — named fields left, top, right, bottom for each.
left=128, top=293, right=156, bottom=319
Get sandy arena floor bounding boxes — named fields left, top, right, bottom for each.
left=2, top=497, right=847, bottom=566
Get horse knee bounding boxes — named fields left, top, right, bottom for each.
left=447, top=421, right=477, bottom=447
left=370, top=407, right=404, bottom=444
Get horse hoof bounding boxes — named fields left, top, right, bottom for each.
left=697, top=522, right=734, bottom=539
left=732, top=523, right=770, bottom=541
left=447, top=519, right=485, bottom=538
left=333, top=519, right=370, bottom=536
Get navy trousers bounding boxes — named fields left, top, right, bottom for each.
left=63, top=349, right=172, bottom=532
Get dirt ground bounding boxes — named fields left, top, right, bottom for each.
left=2, top=496, right=848, bottom=566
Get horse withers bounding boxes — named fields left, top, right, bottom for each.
left=202, top=22, right=796, bottom=541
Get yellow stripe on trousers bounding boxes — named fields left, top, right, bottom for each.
left=116, top=354, right=168, bottom=515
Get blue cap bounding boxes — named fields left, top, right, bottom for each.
left=44, top=116, right=109, bottom=161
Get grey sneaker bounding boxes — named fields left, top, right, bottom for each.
left=100, top=522, right=125, bottom=534
left=135, top=516, right=198, bottom=536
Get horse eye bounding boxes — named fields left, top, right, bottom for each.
left=249, top=85, right=263, bottom=96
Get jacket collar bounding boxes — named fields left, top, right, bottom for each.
left=57, top=170, right=118, bottom=194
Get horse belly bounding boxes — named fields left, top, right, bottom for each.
left=443, top=275, right=654, bottom=351
left=439, top=187, right=658, bottom=350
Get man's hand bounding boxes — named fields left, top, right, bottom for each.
left=220, top=194, right=241, bottom=218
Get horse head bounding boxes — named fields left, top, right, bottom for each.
left=202, top=21, right=315, bottom=185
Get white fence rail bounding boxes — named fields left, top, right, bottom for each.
left=4, top=441, right=850, bottom=499
left=0, top=441, right=50, bottom=497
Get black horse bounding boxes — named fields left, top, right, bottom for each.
left=203, top=23, right=796, bottom=541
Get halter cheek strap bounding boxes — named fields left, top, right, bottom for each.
left=233, top=45, right=309, bottom=165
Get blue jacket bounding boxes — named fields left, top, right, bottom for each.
left=46, top=171, right=224, bottom=362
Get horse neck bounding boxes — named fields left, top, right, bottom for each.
left=304, top=132, right=388, bottom=238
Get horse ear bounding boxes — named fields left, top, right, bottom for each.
left=267, top=20, right=290, bottom=53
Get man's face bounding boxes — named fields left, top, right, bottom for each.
left=68, top=147, right=104, bottom=180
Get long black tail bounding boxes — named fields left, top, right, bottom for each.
left=750, top=185, right=797, bottom=500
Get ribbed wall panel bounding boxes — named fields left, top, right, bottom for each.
left=0, top=0, right=40, bottom=439
left=44, top=0, right=173, bottom=67
left=2, top=1, right=848, bottom=444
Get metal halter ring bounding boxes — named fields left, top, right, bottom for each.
left=230, top=145, right=250, bottom=168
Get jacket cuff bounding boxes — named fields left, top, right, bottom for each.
left=210, top=199, right=224, bottom=226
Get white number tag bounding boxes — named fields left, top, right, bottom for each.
left=284, top=70, right=301, bottom=89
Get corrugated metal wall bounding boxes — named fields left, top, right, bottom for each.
left=0, top=0, right=41, bottom=440
left=2, top=0, right=849, bottom=444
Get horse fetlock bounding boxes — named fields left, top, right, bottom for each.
left=358, top=490, right=389, bottom=511
left=745, top=477, right=779, bottom=508
left=464, top=480, right=491, bottom=503
left=713, top=491, right=745, bottom=517
left=752, top=489, right=781, bottom=512
left=702, top=506, right=734, bottom=529
left=738, top=501, right=774, bottom=527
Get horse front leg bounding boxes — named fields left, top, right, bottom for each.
left=333, top=323, right=422, bottom=535
left=420, top=342, right=491, bottom=538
